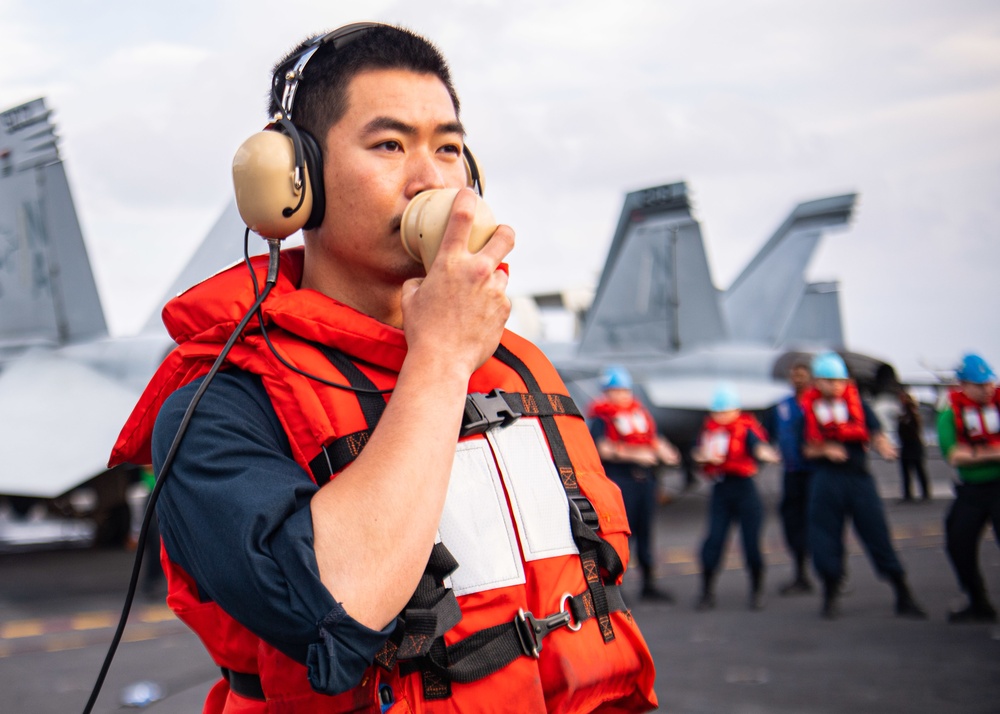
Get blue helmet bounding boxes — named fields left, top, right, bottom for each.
left=956, top=353, right=996, bottom=384
left=710, top=382, right=741, bottom=412
left=812, top=351, right=848, bottom=380
left=599, top=365, right=633, bottom=390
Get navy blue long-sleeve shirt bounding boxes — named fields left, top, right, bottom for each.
left=151, top=369, right=394, bottom=693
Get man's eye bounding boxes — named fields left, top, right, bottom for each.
left=378, top=140, right=401, bottom=151
left=440, top=144, right=461, bottom=155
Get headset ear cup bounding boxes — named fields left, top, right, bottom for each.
left=232, top=125, right=313, bottom=239
left=299, top=129, right=325, bottom=230
left=463, top=146, right=484, bottom=197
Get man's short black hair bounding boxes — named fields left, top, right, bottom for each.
left=270, top=24, right=461, bottom=151
left=790, top=359, right=812, bottom=375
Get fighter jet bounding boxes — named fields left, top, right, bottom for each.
left=532, top=181, right=900, bottom=451
left=0, top=98, right=253, bottom=545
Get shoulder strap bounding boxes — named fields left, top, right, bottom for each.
left=493, top=344, right=622, bottom=644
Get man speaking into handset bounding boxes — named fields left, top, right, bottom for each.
left=111, top=23, right=657, bottom=713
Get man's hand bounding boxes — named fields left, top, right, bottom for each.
left=656, top=438, right=681, bottom=467
left=400, top=189, right=514, bottom=377
left=823, top=441, right=849, bottom=463
left=872, top=433, right=898, bottom=461
left=754, top=443, right=781, bottom=464
left=949, top=442, right=1000, bottom=467
left=599, top=441, right=659, bottom=467
left=692, top=446, right=724, bottom=466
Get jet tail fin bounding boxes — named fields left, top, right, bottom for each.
left=577, top=182, right=727, bottom=357
left=0, top=98, right=107, bottom=350
left=722, top=193, right=855, bottom=346
left=781, top=280, right=845, bottom=348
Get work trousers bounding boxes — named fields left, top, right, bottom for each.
left=899, top=457, right=930, bottom=500
left=945, top=480, right=1000, bottom=598
left=809, top=466, right=904, bottom=583
left=609, top=468, right=657, bottom=572
left=700, top=476, right=764, bottom=575
left=780, top=469, right=812, bottom=562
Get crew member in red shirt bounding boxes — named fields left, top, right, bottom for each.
left=802, top=352, right=927, bottom=620
left=589, top=365, right=680, bottom=602
left=693, top=383, right=779, bottom=611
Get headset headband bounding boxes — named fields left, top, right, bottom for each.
left=272, top=22, right=383, bottom=121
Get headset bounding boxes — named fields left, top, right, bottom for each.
left=231, top=21, right=484, bottom=240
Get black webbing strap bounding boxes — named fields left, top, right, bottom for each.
left=393, top=584, right=628, bottom=689
left=306, top=343, right=385, bottom=485
left=375, top=542, right=465, bottom=698
left=502, top=391, right=582, bottom=420
left=492, top=344, right=621, bottom=643
left=310, top=390, right=582, bottom=482
left=221, top=667, right=265, bottom=701
left=312, top=343, right=387, bottom=425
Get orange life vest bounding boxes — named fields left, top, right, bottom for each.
left=110, top=248, right=657, bottom=714
left=698, top=413, right=765, bottom=478
left=949, top=388, right=1000, bottom=447
left=800, top=383, right=869, bottom=445
left=588, top=398, right=657, bottom=447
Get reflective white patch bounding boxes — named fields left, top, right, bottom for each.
left=814, top=399, right=848, bottom=426
left=984, top=405, right=1000, bottom=435
left=963, top=407, right=984, bottom=437
left=704, top=429, right=731, bottom=461
left=487, top=419, right=578, bottom=562
left=438, top=439, right=524, bottom=596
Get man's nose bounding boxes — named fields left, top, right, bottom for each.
left=405, top=150, right=447, bottom=198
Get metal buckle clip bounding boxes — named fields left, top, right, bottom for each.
left=514, top=607, right=572, bottom=659
left=460, top=389, right=521, bottom=437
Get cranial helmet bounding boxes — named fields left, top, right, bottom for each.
left=812, top=351, right=848, bottom=380
left=600, top=365, right=633, bottom=391
left=956, top=353, right=996, bottom=384
left=710, top=382, right=741, bottom=412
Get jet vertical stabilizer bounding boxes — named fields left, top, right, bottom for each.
left=577, top=182, right=727, bottom=357
left=780, top=280, right=845, bottom=348
left=723, top=194, right=855, bottom=346
left=0, top=98, right=107, bottom=351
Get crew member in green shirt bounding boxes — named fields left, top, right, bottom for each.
left=937, top=353, right=1000, bottom=623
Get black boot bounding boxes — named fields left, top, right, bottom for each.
left=948, top=588, right=998, bottom=623
left=640, top=566, right=675, bottom=603
left=890, top=572, right=928, bottom=619
left=779, top=555, right=814, bottom=596
left=749, top=568, right=765, bottom=611
left=696, top=571, right=716, bottom=611
left=821, top=578, right=840, bottom=620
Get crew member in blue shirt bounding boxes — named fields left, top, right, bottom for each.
left=765, top=360, right=815, bottom=595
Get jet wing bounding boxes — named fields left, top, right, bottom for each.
left=644, top=376, right=791, bottom=412
left=0, top=352, right=140, bottom=498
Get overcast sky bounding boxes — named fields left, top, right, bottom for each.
left=1, top=0, right=998, bottom=379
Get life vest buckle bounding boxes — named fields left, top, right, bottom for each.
left=568, top=494, right=600, bottom=531
left=514, top=605, right=572, bottom=659
left=461, top=389, right=522, bottom=437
